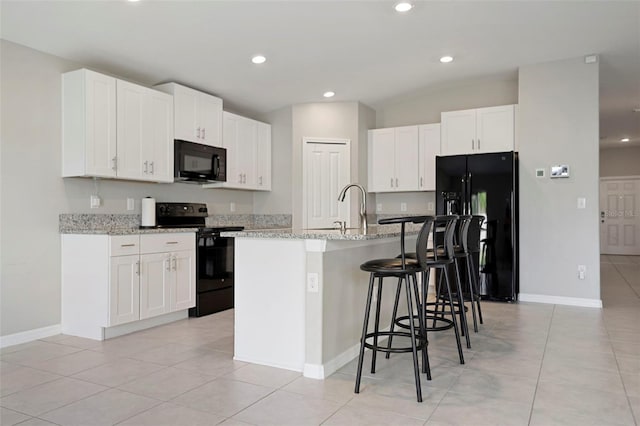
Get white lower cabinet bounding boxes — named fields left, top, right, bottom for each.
left=62, top=232, right=195, bottom=340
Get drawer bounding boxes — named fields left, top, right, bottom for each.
left=110, top=235, right=140, bottom=256
left=140, top=233, right=194, bottom=254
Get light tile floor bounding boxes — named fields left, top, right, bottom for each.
left=1, top=255, right=639, bottom=425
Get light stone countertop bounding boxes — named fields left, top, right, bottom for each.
left=221, top=223, right=423, bottom=241
left=60, top=227, right=197, bottom=235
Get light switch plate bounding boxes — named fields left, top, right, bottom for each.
left=376, top=203, right=382, bottom=212
left=90, top=195, right=101, bottom=209
left=577, top=197, right=586, bottom=209
left=126, top=198, right=135, bottom=211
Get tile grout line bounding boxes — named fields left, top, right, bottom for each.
left=526, top=303, right=555, bottom=426
left=610, top=260, right=640, bottom=299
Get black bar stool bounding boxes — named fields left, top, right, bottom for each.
left=355, top=216, right=433, bottom=403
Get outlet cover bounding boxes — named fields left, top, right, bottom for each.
left=577, top=197, right=586, bottom=209
left=400, top=202, right=407, bottom=212
left=428, top=202, right=434, bottom=212
left=376, top=203, right=383, bottom=212
left=307, top=273, right=319, bottom=293
left=90, top=195, right=101, bottom=209
left=230, top=202, right=236, bottom=212
left=126, top=198, right=135, bottom=211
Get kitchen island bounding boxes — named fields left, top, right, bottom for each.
left=222, top=225, right=420, bottom=379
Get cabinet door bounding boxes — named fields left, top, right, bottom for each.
left=173, top=85, right=199, bottom=143
left=139, top=253, right=171, bottom=320
left=116, top=80, right=146, bottom=180
left=255, top=122, right=272, bottom=191
left=393, top=126, right=420, bottom=191
left=419, top=124, right=441, bottom=191
left=145, top=90, right=174, bottom=183
left=198, top=93, right=223, bottom=147
left=109, top=255, right=140, bottom=326
left=368, top=129, right=396, bottom=192
left=84, top=71, right=117, bottom=177
left=171, top=250, right=196, bottom=311
left=237, top=117, right=257, bottom=188
left=476, top=105, right=515, bottom=153
left=223, top=112, right=241, bottom=185
left=441, top=109, right=476, bottom=155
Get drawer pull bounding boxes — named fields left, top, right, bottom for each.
left=166, top=241, right=179, bottom=244
left=120, top=244, right=136, bottom=247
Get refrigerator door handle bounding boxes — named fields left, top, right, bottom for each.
left=467, top=172, right=472, bottom=214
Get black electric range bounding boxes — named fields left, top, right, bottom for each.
left=155, top=202, right=243, bottom=317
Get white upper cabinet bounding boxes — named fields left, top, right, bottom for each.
left=62, top=69, right=117, bottom=178
left=255, top=121, right=272, bottom=191
left=418, top=124, right=441, bottom=191
left=204, top=111, right=271, bottom=191
left=368, top=126, right=420, bottom=193
left=154, top=83, right=223, bottom=147
left=63, top=69, right=173, bottom=183
left=441, top=105, right=515, bottom=155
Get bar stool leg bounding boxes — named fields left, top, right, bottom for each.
left=385, top=277, right=403, bottom=360
left=469, top=255, right=484, bottom=325
left=355, top=273, right=375, bottom=394
left=454, top=258, right=471, bottom=349
left=404, top=273, right=422, bottom=403
left=465, top=256, right=479, bottom=333
left=443, top=266, right=465, bottom=364
left=371, top=276, right=384, bottom=374
left=416, top=272, right=431, bottom=379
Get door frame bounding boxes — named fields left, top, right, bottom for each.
left=599, top=175, right=640, bottom=255
left=302, top=137, right=351, bottom=230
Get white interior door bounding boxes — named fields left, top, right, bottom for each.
left=303, top=139, right=350, bottom=229
left=600, top=179, right=640, bottom=255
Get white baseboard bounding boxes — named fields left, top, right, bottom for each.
left=0, top=324, right=62, bottom=348
left=104, top=310, right=188, bottom=339
left=233, top=354, right=303, bottom=373
left=519, top=293, right=603, bottom=308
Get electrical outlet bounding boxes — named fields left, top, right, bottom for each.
left=307, top=273, right=319, bottom=293
left=126, top=198, right=135, bottom=211
left=428, top=202, right=434, bottom=212
left=376, top=203, right=383, bottom=212
left=90, top=195, right=101, bottom=209
left=578, top=265, right=586, bottom=280
left=230, top=202, right=236, bottom=212
left=400, top=202, right=407, bottom=212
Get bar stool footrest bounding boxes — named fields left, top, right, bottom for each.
left=363, top=331, right=427, bottom=354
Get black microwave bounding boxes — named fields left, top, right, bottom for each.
left=174, top=140, right=226, bottom=183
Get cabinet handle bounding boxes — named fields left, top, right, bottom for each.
left=259, top=176, right=263, bottom=185
left=166, top=256, right=171, bottom=271
left=197, top=127, right=201, bottom=139
left=120, top=244, right=136, bottom=247
left=477, top=139, right=480, bottom=150
left=420, top=177, right=423, bottom=187
left=472, top=139, right=474, bottom=150
left=238, top=173, right=242, bottom=183
left=150, top=161, right=154, bottom=174
left=395, top=178, right=399, bottom=187
left=136, top=260, right=140, bottom=275
left=202, top=128, right=206, bottom=139
left=390, top=178, right=394, bottom=188
left=144, top=161, right=148, bottom=174
left=112, top=156, right=117, bottom=172
left=165, top=241, right=179, bottom=245
left=172, top=257, right=177, bottom=271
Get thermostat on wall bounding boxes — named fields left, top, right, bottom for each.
left=535, top=168, right=545, bottom=178
left=550, top=165, right=570, bottom=178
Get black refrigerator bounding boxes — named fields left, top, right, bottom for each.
left=435, top=151, right=519, bottom=302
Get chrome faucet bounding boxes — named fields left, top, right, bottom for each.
left=338, top=183, right=368, bottom=233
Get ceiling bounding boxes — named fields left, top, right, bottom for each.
left=1, top=1, right=639, bottom=148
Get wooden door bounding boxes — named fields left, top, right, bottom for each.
left=109, top=255, right=140, bottom=326
left=394, top=126, right=420, bottom=191
left=139, top=253, right=171, bottom=319
left=600, top=179, right=640, bottom=255
left=368, top=128, right=395, bottom=192
left=116, top=80, right=145, bottom=180
left=256, top=122, right=272, bottom=190
left=145, top=90, right=174, bottom=182
left=197, top=93, right=223, bottom=147
left=304, top=139, right=351, bottom=229
left=476, top=105, right=515, bottom=153
left=441, top=109, right=476, bottom=155
left=419, top=124, right=441, bottom=191
left=84, top=70, right=117, bottom=177
left=171, top=250, right=196, bottom=311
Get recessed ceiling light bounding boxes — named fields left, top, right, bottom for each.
left=251, top=55, right=266, bottom=64
left=621, top=138, right=630, bottom=142
left=394, top=2, right=413, bottom=12
left=440, top=55, right=454, bottom=63
left=323, top=91, right=335, bottom=98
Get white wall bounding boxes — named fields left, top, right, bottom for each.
left=254, top=106, right=293, bottom=214
left=0, top=41, right=254, bottom=337
left=373, top=75, right=519, bottom=215
left=518, top=57, right=600, bottom=302
left=600, top=146, right=640, bottom=177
